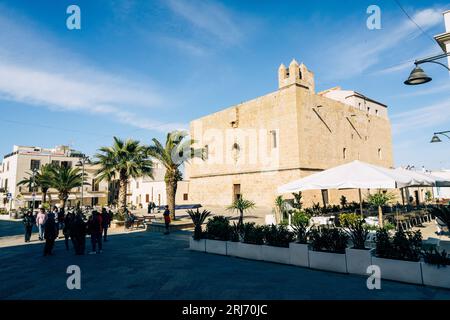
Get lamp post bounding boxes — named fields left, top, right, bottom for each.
left=430, top=131, right=450, bottom=143
left=404, top=52, right=450, bottom=85
left=76, top=155, right=89, bottom=210
left=31, top=168, right=37, bottom=211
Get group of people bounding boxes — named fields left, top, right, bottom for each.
left=22, top=206, right=112, bottom=256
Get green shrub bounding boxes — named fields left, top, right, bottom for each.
left=229, top=222, right=241, bottom=242
left=187, top=209, right=211, bottom=240
left=206, top=216, right=230, bottom=241
left=309, top=227, right=349, bottom=253
left=242, top=222, right=265, bottom=245
left=339, top=213, right=369, bottom=249
left=263, top=224, right=294, bottom=247
left=375, top=228, right=422, bottom=261
left=422, top=248, right=450, bottom=267
left=291, top=210, right=310, bottom=244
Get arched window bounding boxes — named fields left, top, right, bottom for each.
left=343, top=148, right=347, bottom=159
left=378, top=148, right=382, bottom=160
left=232, top=143, right=240, bottom=161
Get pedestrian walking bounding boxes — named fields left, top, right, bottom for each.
left=22, top=210, right=35, bottom=242
left=163, top=205, right=171, bottom=235
left=101, top=208, right=111, bottom=241
left=43, top=214, right=57, bottom=256
left=36, top=208, right=47, bottom=241
left=87, top=211, right=103, bottom=254
left=147, top=202, right=152, bottom=214
left=63, top=211, right=74, bottom=250
left=58, top=208, right=65, bottom=238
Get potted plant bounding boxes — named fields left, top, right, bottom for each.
left=308, top=227, right=349, bottom=273
left=289, top=211, right=310, bottom=267
left=372, top=228, right=423, bottom=285
left=227, top=222, right=264, bottom=260
left=261, top=224, right=294, bottom=264
left=340, top=213, right=373, bottom=275
left=205, top=216, right=230, bottom=255
left=187, top=209, right=211, bottom=252
left=421, top=248, right=450, bottom=289
left=366, top=191, right=396, bottom=227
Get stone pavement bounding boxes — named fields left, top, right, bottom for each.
left=1, top=230, right=450, bottom=300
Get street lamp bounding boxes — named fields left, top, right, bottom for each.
left=404, top=52, right=450, bottom=85
left=430, top=131, right=450, bottom=143
left=75, top=155, right=90, bottom=210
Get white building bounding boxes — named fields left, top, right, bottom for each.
left=127, top=161, right=191, bottom=209
left=434, top=10, right=450, bottom=68
left=0, top=145, right=108, bottom=210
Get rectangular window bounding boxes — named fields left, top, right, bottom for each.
left=233, top=184, right=241, bottom=201
left=271, top=130, right=277, bottom=148
left=6, top=162, right=9, bottom=171
left=136, top=181, right=139, bottom=189
left=321, top=189, right=329, bottom=206
left=30, top=159, right=40, bottom=170
left=183, top=193, right=188, bottom=201
left=61, top=161, right=72, bottom=168
left=4, top=178, right=8, bottom=191
left=145, top=194, right=150, bottom=203
left=203, top=145, right=209, bottom=160
left=92, top=179, right=99, bottom=192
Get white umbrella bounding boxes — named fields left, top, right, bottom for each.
left=278, top=160, right=415, bottom=194
left=277, top=160, right=419, bottom=226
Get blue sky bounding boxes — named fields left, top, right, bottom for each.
left=0, top=0, right=449, bottom=169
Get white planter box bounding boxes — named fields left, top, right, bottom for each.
left=226, top=242, right=262, bottom=260
left=261, top=245, right=290, bottom=264
left=189, top=237, right=206, bottom=252
left=205, top=239, right=227, bottom=255
left=289, top=243, right=309, bottom=267
left=346, top=248, right=374, bottom=275
left=371, top=257, right=423, bottom=285
left=421, top=263, right=450, bottom=289
left=309, top=250, right=348, bottom=273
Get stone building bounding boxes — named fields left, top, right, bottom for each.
left=185, top=59, right=393, bottom=210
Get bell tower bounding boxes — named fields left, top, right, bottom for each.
left=278, top=59, right=315, bottom=93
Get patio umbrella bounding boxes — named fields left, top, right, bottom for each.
left=277, top=160, right=418, bottom=226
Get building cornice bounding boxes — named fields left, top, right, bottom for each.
left=434, top=32, right=450, bottom=52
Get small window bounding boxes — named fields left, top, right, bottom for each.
left=375, top=109, right=379, bottom=116
left=271, top=130, right=277, bottom=148
left=136, top=181, right=139, bottom=189
left=183, top=193, right=188, bottom=201
left=145, top=194, right=149, bottom=203
left=30, top=160, right=40, bottom=171
left=378, top=148, right=382, bottom=160
left=6, top=162, right=9, bottom=171
left=343, top=148, right=347, bottom=159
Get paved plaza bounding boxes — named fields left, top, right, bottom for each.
left=0, top=219, right=450, bottom=300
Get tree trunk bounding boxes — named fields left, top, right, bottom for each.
left=42, top=191, right=47, bottom=203
left=238, top=209, right=244, bottom=226
left=118, top=177, right=128, bottom=215
left=59, top=193, right=66, bottom=210
left=378, top=205, right=384, bottom=228
left=166, top=179, right=177, bottom=220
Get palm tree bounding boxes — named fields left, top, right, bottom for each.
left=94, top=137, right=153, bottom=215
left=274, top=196, right=286, bottom=224
left=366, top=191, right=396, bottom=228
left=148, top=130, right=203, bottom=219
left=50, top=165, right=87, bottom=209
left=17, top=164, right=54, bottom=203
left=227, top=197, right=256, bottom=226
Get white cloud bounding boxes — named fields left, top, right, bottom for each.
left=391, top=98, right=450, bottom=134
left=0, top=6, right=185, bottom=133
left=165, top=0, right=244, bottom=46
left=324, top=8, right=444, bottom=80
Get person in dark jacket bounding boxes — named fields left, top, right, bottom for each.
left=88, top=211, right=103, bottom=254
left=57, top=208, right=65, bottom=238
left=70, top=211, right=86, bottom=255
left=101, top=208, right=111, bottom=241
left=63, top=211, right=74, bottom=250
left=23, top=210, right=35, bottom=242
left=43, top=214, right=57, bottom=256
left=147, top=202, right=152, bottom=214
